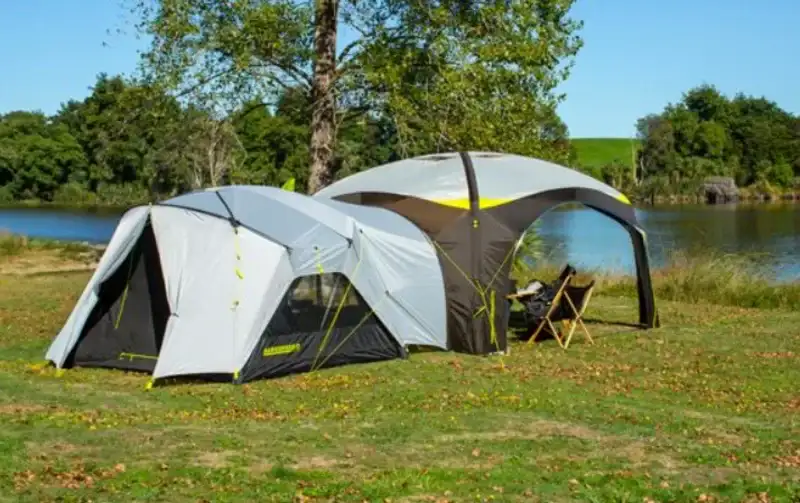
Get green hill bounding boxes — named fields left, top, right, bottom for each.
left=571, top=137, right=641, bottom=168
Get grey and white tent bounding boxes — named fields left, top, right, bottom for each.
left=45, top=186, right=447, bottom=383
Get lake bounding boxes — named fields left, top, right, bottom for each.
left=0, top=204, right=798, bottom=282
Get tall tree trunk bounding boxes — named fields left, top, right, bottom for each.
left=308, top=0, right=338, bottom=194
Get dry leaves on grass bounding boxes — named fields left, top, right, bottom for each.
left=14, top=462, right=126, bottom=491
left=774, top=451, right=800, bottom=468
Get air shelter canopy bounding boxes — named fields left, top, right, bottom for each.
left=314, top=152, right=659, bottom=355
left=45, top=186, right=448, bottom=383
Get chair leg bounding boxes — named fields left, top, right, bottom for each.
left=547, top=318, right=565, bottom=348
left=562, top=293, right=594, bottom=347
left=526, top=318, right=547, bottom=345
left=562, top=319, right=579, bottom=348
left=576, top=316, right=594, bottom=345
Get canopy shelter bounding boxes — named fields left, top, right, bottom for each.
left=314, top=152, right=659, bottom=355
left=45, top=186, right=447, bottom=384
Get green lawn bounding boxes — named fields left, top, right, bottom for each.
left=571, top=138, right=642, bottom=168
left=1, top=272, right=799, bottom=502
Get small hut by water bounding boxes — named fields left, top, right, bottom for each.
left=702, top=176, right=739, bottom=204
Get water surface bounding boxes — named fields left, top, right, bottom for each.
left=0, top=203, right=797, bottom=281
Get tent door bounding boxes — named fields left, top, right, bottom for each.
left=67, top=220, right=170, bottom=372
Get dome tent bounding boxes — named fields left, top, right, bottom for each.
left=45, top=186, right=447, bottom=384
left=313, top=152, right=659, bottom=355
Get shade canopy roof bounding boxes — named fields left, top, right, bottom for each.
left=314, top=152, right=631, bottom=209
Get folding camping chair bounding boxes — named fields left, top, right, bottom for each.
left=524, top=267, right=596, bottom=349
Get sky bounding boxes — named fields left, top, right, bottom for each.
left=1, top=0, right=798, bottom=138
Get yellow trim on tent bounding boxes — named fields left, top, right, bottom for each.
left=431, top=197, right=511, bottom=209
left=433, top=192, right=631, bottom=209
left=281, top=178, right=296, bottom=192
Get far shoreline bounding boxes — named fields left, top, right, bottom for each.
left=0, top=193, right=798, bottom=213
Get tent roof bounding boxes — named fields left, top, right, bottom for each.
left=162, top=185, right=429, bottom=248
left=313, top=151, right=630, bottom=208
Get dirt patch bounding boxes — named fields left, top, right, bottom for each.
left=194, top=450, right=239, bottom=468
left=293, top=455, right=340, bottom=470
left=681, top=466, right=742, bottom=485
left=612, top=441, right=682, bottom=472
left=435, top=419, right=603, bottom=444
left=26, top=441, right=84, bottom=458
left=247, top=460, right=275, bottom=475
left=0, top=249, right=99, bottom=276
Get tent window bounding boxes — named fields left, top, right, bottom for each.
left=270, top=273, right=376, bottom=337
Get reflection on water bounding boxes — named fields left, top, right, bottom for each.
left=536, top=203, right=800, bottom=282
left=0, top=203, right=797, bottom=281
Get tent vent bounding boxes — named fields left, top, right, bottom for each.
left=418, top=154, right=456, bottom=162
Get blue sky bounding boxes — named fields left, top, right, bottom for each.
left=1, top=0, right=798, bottom=138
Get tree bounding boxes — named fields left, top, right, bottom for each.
left=53, top=73, right=192, bottom=196
left=232, top=99, right=311, bottom=188
left=635, top=84, right=800, bottom=190
left=127, top=0, right=584, bottom=192
left=183, top=110, right=246, bottom=188
left=0, top=112, right=88, bottom=200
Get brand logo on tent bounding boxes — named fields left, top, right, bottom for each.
left=262, top=344, right=301, bottom=357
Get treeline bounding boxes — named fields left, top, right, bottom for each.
left=584, top=85, right=800, bottom=199
left=0, top=75, right=399, bottom=206
left=2, top=76, right=798, bottom=206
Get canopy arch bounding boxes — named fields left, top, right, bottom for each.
left=314, top=152, right=659, bottom=355
left=491, top=188, right=658, bottom=331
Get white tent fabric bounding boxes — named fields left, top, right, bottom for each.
left=313, top=151, right=628, bottom=205
left=45, top=186, right=448, bottom=381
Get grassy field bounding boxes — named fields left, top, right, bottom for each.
left=0, top=266, right=799, bottom=501
left=571, top=138, right=642, bottom=168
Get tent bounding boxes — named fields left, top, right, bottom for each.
left=45, top=186, right=447, bottom=383
left=313, top=152, right=659, bottom=355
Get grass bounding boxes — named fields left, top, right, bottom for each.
left=0, top=262, right=799, bottom=500
left=570, top=137, right=642, bottom=169
left=0, top=232, right=102, bottom=276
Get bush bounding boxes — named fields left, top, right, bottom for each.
left=0, top=185, right=14, bottom=204
left=95, top=183, right=152, bottom=207
left=52, top=182, right=99, bottom=206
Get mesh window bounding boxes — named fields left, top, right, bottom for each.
left=270, top=273, right=370, bottom=335
left=239, top=272, right=402, bottom=381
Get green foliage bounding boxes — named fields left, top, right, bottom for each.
left=128, top=0, right=585, bottom=189
left=510, top=226, right=543, bottom=279
left=636, top=84, right=800, bottom=191
left=0, top=111, right=88, bottom=201
left=570, top=138, right=641, bottom=168
left=357, top=0, right=583, bottom=163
